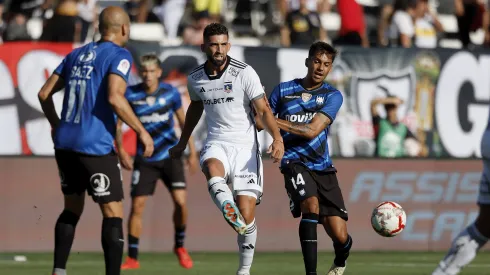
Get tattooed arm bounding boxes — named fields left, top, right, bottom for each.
left=276, top=91, right=344, bottom=140
left=275, top=113, right=332, bottom=140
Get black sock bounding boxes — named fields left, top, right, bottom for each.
left=53, top=210, right=80, bottom=271
left=101, top=217, right=124, bottom=275
left=299, top=213, right=319, bottom=275
left=174, top=225, right=186, bottom=249
left=128, top=234, right=139, bottom=259
left=333, top=235, right=353, bottom=267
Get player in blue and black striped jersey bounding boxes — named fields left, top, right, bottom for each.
left=38, top=7, right=154, bottom=275
left=115, top=54, right=199, bottom=270
left=256, top=42, right=352, bottom=275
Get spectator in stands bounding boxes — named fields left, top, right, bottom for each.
left=414, top=0, right=443, bottom=48
left=126, top=0, right=186, bottom=39
left=281, top=0, right=327, bottom=47
left=153, top=0, right=187, bottom=38
left=182, top=11, right=212, bottom=45
left=370, top=95, right=425, bottom=158
left=77, top=0, right=98, bottom=43
left=40, top=0, right=81, bottom=43
left=192, top=0, right=222, bottom=22
left=2, top=0, right=54, bottom=42
left=334, top=0, right=370, bottom=47
left=278, top=0, right=329, bottom=18
left=454, top=0, right=489, bottom=48
left=387, top=0, right=417, bottom=47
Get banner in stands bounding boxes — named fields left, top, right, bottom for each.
left=0, top=158, right=484, bottom=252
left=0, top=42, right=488, bottom=158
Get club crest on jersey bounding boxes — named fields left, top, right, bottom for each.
left=146, top=96, right=156, bottom=106
left=301, top=93, right=312, bottom=102
left=316, top=96, right=324, bottom=106
left=224, top=82, right=233, bottom=93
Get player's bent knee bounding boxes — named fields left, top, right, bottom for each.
left=202, top=158, right=225, bottom=179
left=131, top=196, right=147, bottom=216
left=300, top=196, right=319, bottom=214
left=171, top=189, right=187, bottom=207
left=63, top=194, right=85, bottom=216
left=236, top=192, right=257, bottom=224
left=100, top=201, right=124, bottom=218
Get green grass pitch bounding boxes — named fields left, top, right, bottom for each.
left=1, top=251, right=489, bottom=274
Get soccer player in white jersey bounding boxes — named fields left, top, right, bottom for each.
left=169, top=23, right=284, bottom=275
left=432, top=126, right=490, bottom=274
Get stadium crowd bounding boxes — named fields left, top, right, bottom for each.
left=0, top=0, right=489, bottom=48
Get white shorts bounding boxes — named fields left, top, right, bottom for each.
left=479, top=130, right=490, bottom=205
left=200, top=142, right=263, bottom=202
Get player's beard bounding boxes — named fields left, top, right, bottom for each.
left=208, top=53, right=226, bottom=67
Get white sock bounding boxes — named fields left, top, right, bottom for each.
left=53, top=268, right=67, bottom=275
left=237, top=219, right=257, bottom=275
left=208, top=177, right=235, bottom=210
left=432, top=223, right=488, bottom=275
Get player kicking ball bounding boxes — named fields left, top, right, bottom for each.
left=432, top=132, right=490, bottom=273
left=169, top=23, right=284, bottom=275
left=115, top=54, right=199, bottom=270
left=256, top=42, right=352, bottom=275
left=38, top=6, right=154, bottom=275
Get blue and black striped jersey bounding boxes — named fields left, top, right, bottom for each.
left=269, top=79, right=343, bottom=172
left=126, top=82, right=182, bottom=162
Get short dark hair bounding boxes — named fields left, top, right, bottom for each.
left=203, top=23, right=229, bottom=42
left=308, top=41, right=338, bottom=62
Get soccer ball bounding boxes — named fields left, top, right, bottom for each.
left=371, top=201, right=407, bottom=237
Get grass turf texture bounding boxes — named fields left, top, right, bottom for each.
left=1, top=252, right=490, bottom=274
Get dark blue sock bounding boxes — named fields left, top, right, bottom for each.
left=299, top=213, right=319, bottom=275
left=333, top=235, right=352, bottom=267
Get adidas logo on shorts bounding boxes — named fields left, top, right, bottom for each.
left=247, top=179, right=255, bottom=185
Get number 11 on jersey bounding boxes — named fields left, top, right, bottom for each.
left=65, top=79, right=87, bottom=124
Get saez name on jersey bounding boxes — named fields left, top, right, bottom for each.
left=70, top=65, right=94, bottom=79
left=202, top=97, right=235, bottom=105
left=285, top=112, right=316, bottom=123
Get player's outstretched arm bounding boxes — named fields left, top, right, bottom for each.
left=276, top=113, right=331, bottom=140
left=38, top=73, right=65, bottom=129
left=176, top=100, right=204, bottom=147
left=253, top=96, right=284, bottom=162
left=276, top=91, right=343, bottom=140
left=108, top=74, right=154, bottom=157
left=169, top=100, right=203, bottom=159
left=175, top=106, right=200, bottom=173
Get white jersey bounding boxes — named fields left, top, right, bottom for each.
left=187, top=57, right=265, bottom=147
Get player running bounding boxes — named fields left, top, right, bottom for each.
left=432, top=124, right=490, bottom=272
left=169, top=23, right=284, bottom=275
left=256, top=42, right=352, bottom=275
left=38, top=6, right=154, bottom=275
left=116, top=54, right=199, bottom=270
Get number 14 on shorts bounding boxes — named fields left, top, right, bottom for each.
left=291, top=173, right=306, bottom=190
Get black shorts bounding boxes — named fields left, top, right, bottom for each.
left=130, top=157, right=186, bottom=197
left=281, top=162, right=348, bottom=221
left=54, top=149, right=124, bottom=204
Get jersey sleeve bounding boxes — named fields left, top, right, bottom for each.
left=242, top=66, right=265, bottom=101
left=172, top=87, right=183, bottom=111
left=319, top=91, right=343, bottom=122
left=108, top=49, right=133, bottom=82
left=268, top=84, right=281, bottom=115
left=187, top=81, right=201, bottom=102
left=54, top=57, right=67, bottom=77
